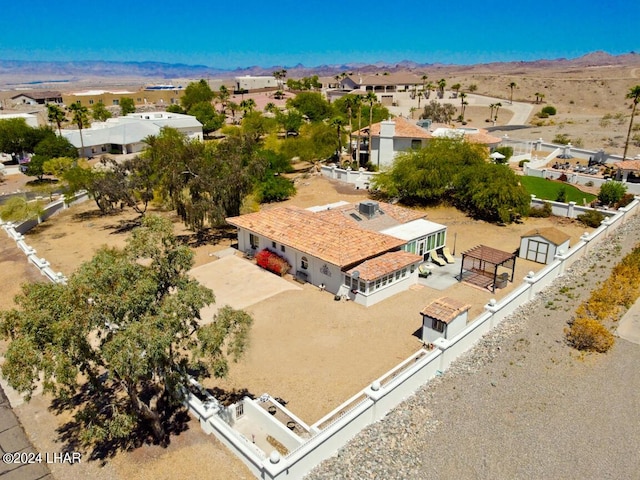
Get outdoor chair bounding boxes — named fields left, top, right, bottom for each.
left=418, top=263, right=432, bottom=278
left=429, top=251, right=446, bottom=267
left=441, top=247, right=455, bottom=264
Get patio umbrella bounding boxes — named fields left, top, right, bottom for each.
left=490, top=151, right=506, bottom=160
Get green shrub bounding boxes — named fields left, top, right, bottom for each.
left=255, top=175, right=296, bottom=203
left=598, top=181, right=627, bottom=206
left=529, top=201, right=552, bottom=218
left=616, top=193, right=635, bottom=209
left=577, top=210, right=605, bottom=228
left=555, top=186, right=567, bottom=203
left=494, top=146, right=513, bottom=163
left=553, top=133, right=571, bottom=145
left=541, top=105, right=557, bottom=116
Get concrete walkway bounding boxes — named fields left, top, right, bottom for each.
left=0, top=386, right=52, bottom=480
left=617, top=298, right=640, bottom=345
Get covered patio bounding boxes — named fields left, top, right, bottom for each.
left=459, top=245, right=517, bottom=293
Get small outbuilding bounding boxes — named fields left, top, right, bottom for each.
left=420, top=297, right=471, bottom=343
left=519, top=227, right=570, bottom=264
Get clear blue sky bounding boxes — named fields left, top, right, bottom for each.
left=1, top=0, right=637, bottom=69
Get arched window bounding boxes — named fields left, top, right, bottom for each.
left=301, top=256, right=308, bottom=270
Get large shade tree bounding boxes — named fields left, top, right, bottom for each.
left=0, top=215, right=253, bottom=448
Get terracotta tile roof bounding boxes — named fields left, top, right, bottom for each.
left=615, top=160, right=640, bottom=171
left=226, top=206, right=405, bottom=267
left=345, top=251, right=422, bottom=281
left=521, top=227, right=570, bottom=246
left=420, top=297, right=471, bottom=324
left=315, top=201, right=427, bottom=231
left=355, top=117, right=433, bottom=139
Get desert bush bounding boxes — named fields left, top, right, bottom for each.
left=616, top=193, right=635, bottom=209
left=565, top=317, right=614, bottom=352
left=541, top=105, right=557, bottom=116
left=577, top=210, right=605, bottom=228
left=528, top=201, right=552, bottom=218
left=553, top=133, right=571, bottom=145
left=255, top=249, right=291, bottom=276
left=535, top=111, right=549, bottom=119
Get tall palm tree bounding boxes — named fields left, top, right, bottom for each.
left=343, top=96, right=356, bottom=155
left=459, top=92, right=467, bottom=114
left=508, top=82, right=517, bottom=104
left=218, top=85, right=230, bottom=114
left=239, top=98, right=256, bottom=116
left=425, top=82, right=434, bottom=99
left=623, top=85, right=640, bottom=160
left=421, top=74, right=428, bottom=93
left=494, top=102, right=502, bottom=122
left=68, top=101, right=89, bottom=158
left=365, top=92, right=377, bottom=165
left=330, top=116, right=345, bottom=161
left=451, top=83, right=461, bottom=98
left=438, top=79, right=446, bottom=99
left=489, top=103, right=496, bottom=122
left=354, top=95, right=363, bottom=166
left=46, top=103, right=66, bottom=136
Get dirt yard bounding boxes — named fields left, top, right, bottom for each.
left=0, top=175, right=593, bottom=479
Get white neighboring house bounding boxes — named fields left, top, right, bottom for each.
left=519, top=227, right=570, bottom=265
left=61, top=112, right=203, bottom=157
left=227, top=200, right=446, bottom=307
left=420, top=297, right=471, bottom=343
left=355, top=118, right=502, bottom=169
left=235, top=75, right=277, bottom=91
left=0, top=113, right=39, bottom=128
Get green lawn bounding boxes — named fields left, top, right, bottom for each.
left=519, top=176, right=596, bottom=204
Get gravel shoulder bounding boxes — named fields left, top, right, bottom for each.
left=307, top=215, right=640, bottom=480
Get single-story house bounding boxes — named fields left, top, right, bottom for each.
left=420, top=297, right=471, bottom=343
left=61, top=112, right=203, bottom=157
left=519, top=227, right=570, bottom=264
left=614, top=159, right=640, bottom=183
left=227, top=200, right=447, bottom=307
left=11, top=91, right=63, bottom=105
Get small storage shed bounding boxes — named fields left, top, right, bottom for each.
left=420, top=297, right=471, bottom=343
left=519, top=227, right=570, bottom=265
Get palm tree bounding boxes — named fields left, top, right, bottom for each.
left=46, top=103, right=66, bottom=136
left=437, top=79, right=446, bottom=99
left=218, top=85, right=230, bottom=113
left=227, top=101, right=239, bottom=123
left=421, top=74, right=428, bottom=93
left=365, top=92, right=377, bottom=165
left=264, top=102, right=278, bottom=114
left=68, top=101, right=89, bottom=158
left=330, top=116, right=345, bottom=161
left=425, top=82, right=434, bottom=99
left=494, top=102, right=502, bottom=122
left=354, top=95, right=363, bottom=166
left=623, top=85, right=640, bottom=160
left=239, top=98, right=256, bottom=116
left=459, top=92, right=467, bottom=114
left=343, top=96, right=356, bottom=155
left=508, top=82, right=517, bottom=104
left=451, top=83, right=461, bottom=98
left=489, top=103, right=496, bottom=122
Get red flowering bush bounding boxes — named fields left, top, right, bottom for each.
left=255, top=249, right=291, bottom=276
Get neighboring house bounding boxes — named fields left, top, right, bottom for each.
left=62, top=88, right=184, bottom=107
left=227, top=200, right=447, bottom=307
left=235, top=76, right=277, bottom=92
left=0, top=112, right=39, bottom=128
left=519, top=227, right=570, bottom=264
left=420, top=297, right=471, bottom=343
left=614, top=159, right=640, bottom=183
left=11, top=91, right=63, bottom=105
left=327, top=72, right=423, bottom=106
left=354, top=118, right=502, bottom=168
left=61, top=112, right=203, bottom=157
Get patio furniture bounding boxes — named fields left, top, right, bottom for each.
left=429, top=251, right=446, bottom=267
left=441, top=247, right=455, bottom=264
left=418, top=264, right=433, bottom=278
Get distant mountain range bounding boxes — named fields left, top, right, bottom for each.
left=1, top=51, right=639, bottom=85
